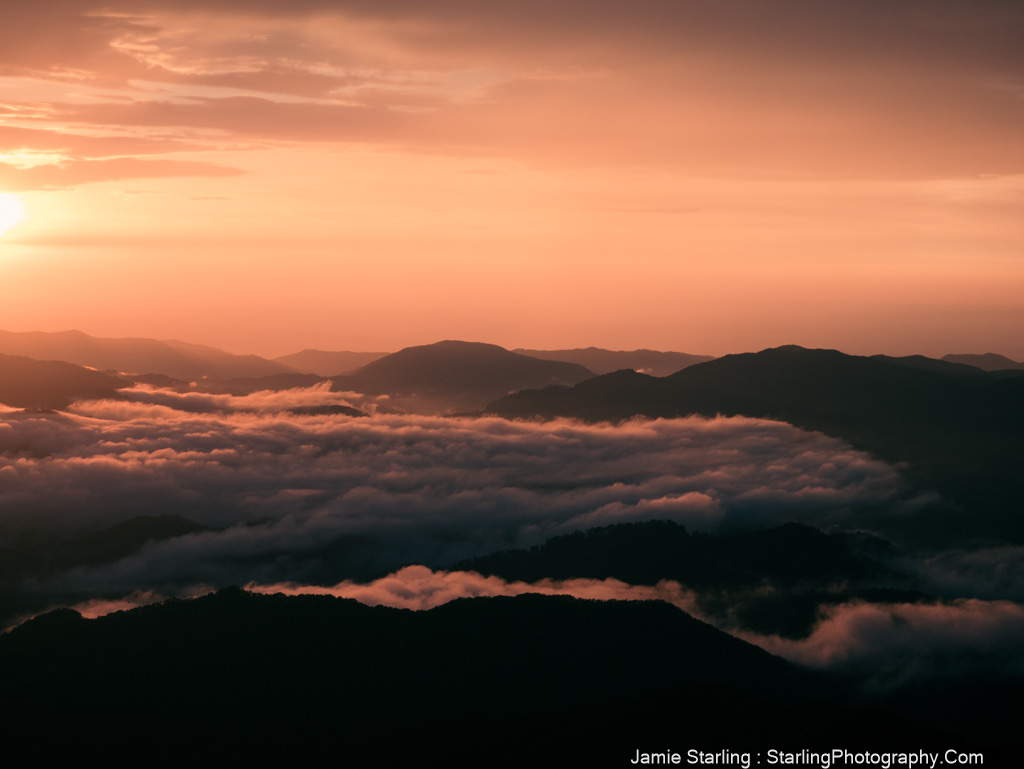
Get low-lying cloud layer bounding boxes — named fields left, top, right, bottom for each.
left=2, top=385, right=905, bottom=592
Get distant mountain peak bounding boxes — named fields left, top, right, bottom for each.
left=332, top=340, right=594, bottom=413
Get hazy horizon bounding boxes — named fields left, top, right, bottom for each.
left=1, top=325, right=1023, bottom=363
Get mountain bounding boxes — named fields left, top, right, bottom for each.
left=332, top=340, right=594, bottom=412
left=514, top=347, right=714, bottom=376
left=0, top=329, right=295, bottom=379
left=273, top=349, right=390, bottom=376
left=869, top=353, right=996, bottom=377
left=942, top=352, right=1024, bottom=371
left=0, top=353, right=126, bottom=410
left=487, top=345, right=1024, bottom=439
left=4, top=587, right=1005, bottom=764
left=454, top=520, right=915, bottom=639
left=487, top=346, right=1024, bottom=542
left=0, top=587, right=878, bottom=764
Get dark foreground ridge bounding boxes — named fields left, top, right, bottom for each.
left=2, top=588, right=1017, bottom=767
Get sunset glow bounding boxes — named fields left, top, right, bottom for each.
left=1, top=1, right=1022, bottom=356
left=0, top=194, right=25, bottom=235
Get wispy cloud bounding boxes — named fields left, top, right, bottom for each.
left=4, top=2, right=1023, bottom=181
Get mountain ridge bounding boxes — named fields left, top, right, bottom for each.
left=486, top=345, right=1024, bottom=542
left=0, top=329, right=296, bottom=380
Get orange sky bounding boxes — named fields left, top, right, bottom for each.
left=1, top=1, right=1022, bottom=358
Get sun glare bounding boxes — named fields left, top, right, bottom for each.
left=0, top=194, right=27, bottom=235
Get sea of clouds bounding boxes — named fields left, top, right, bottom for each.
left=3, top=384, right=1021, bottom=686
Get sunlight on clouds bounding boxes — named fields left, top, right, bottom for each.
left=0, top=151, right=71, bottom=169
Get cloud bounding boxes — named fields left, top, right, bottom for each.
left=909, top=546, right=1024, bottom=602
left=0, top=157, right=243, bottom=191
left=0, top=124, right=211, bottom=160
left=2, top=1, right=1022, bottom=177
left=742, top=599, right=1024, bottom=688
left=249, top=565, right=702, bottom=613
left=86, top=382, right=367, bottom=416
left=1, top=392, right=907, bottom=591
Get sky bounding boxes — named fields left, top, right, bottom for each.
left=1, top=1, right=1022, bottom=358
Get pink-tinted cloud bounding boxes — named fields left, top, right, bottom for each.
left=743, top=599, right=1024, bottom=686
left=249, top=565, right=702, bottom=613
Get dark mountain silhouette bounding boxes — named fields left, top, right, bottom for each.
left=332, top=340, right=593, bottom=412
left=869, top=353, right=996, bottom=377
left=273, top=348, right=389, bottom=376
left=943, top=352, right=1024, bottom=371
left=0, top=329, right=295, bottom=379
left=487, top=346, right=1024, bottom=543
left=0, top=353, right=126, bottom=409
left=0, top=515, right=212, bottom=582
left=0, top=515, right=222, bottom=629
left=1, top=587, right=980, bottom=765
left=513, top=346, right=714, bottom=376
left=457, top=521, right=887, bottom=589
left=454, top=520, right=920, bottom=639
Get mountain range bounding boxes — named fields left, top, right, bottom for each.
left=487, top=345, right=1024, bottom=542
left=0, top=329, right=294, bottom=380
left=0, top=353, right=125, bottom=410
left=2, top=332, right=1022, bottom=764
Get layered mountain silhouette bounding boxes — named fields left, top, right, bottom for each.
left=273, top=348, right=389, bottom=376
left=513, top=347, right=714, bottom=377
left=0, top=353, right=125, bottom=410
left=332, top=340, right=594, bottom=412
left=487, top=345, right=1024, bottom=542
left=3, top=336, right=1023, bottom=764
left=0, top=329, right=295, bottom=379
